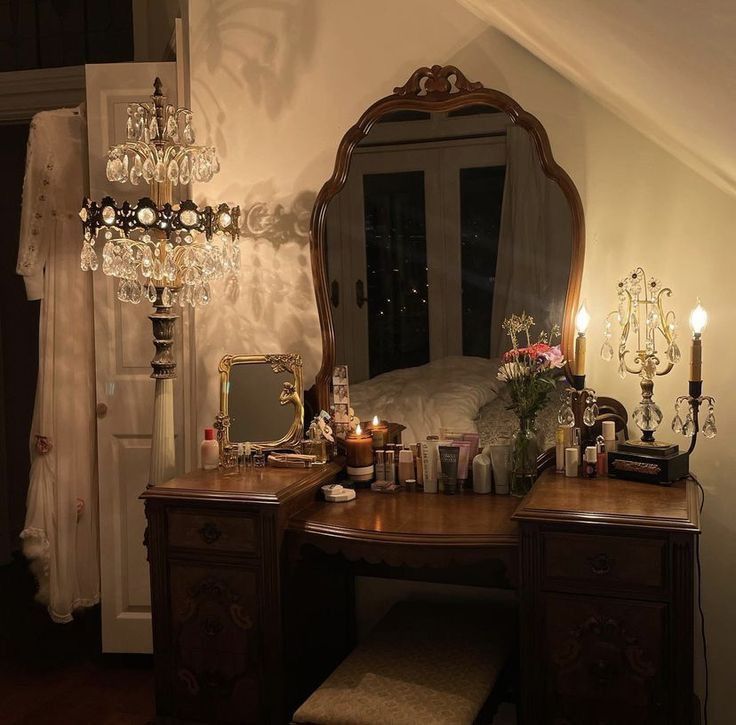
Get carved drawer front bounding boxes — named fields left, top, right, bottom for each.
left=543, top=593, right=668, bottom=724
left=169, top=561, right=262, bottom=723
left=168, top=509, right=258, bottom=555
left=542, top=531, right=665, bottom=594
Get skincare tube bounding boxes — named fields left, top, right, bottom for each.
left=398, top=446, right=415, bottom=485
left=438, top=445, right=460, bottom=494
left=602, top=420, right=617, bottom=453
left=472, top=453, right=492, bottom=494
left=412, top=444, right=424, bottom=488
left=555, top=427, right=569, bottom=473
left=420, top=436, right=440, bottom=492
left=454, top=441, right=472, bottom=489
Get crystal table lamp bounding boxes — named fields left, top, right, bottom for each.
left=80, top=78, right=241, bottom=486
left=601, top=267, right=678, bottom=445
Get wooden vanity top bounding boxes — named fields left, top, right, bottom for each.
left=141, top=461, right=342, bottom=505
left=513, top=471, right=700, bottom=532
left=289, top=489, right=520, bottom=546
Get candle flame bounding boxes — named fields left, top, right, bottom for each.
left=355, top=424, right=362, bottom=435
left=575, top=302, right=591, bottom=335
left=689, top=300, right=708, bottom=335
left=372, top=415, right=379, bottom=426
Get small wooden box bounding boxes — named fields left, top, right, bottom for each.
left=608, top=449, right=689, bottom=484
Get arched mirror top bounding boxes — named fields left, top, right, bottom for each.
left=309, top=64, right=585, bottom=413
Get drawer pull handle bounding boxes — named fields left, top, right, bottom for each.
left=198, top=522, right=222, bottom=545
left=588, top=553, right=614, bottom=576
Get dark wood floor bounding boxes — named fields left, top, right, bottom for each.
left=0, top=554, right=156, bottom=724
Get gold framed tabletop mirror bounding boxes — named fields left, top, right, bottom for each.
left=219, top=353, right=305, bottom=451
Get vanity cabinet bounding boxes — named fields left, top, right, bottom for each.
left=514, top=473, right=700, bottom=725
left=142, top=464, right=341, bottom=724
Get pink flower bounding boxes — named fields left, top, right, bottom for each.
left=540, top=345, right=565, bottom=368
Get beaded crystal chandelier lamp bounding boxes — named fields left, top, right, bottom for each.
left=601, top=267, right=678, bottom=444
left=80, top=78, right=241, bottom=486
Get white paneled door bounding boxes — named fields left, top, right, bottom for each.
left=85, top=62, right=195, bottom=653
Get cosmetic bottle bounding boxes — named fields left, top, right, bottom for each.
left=572, top=428, right=582, bottom=472
left=584, top=446, right=597, bottom=478
left=398, top=446, right=414, bottom=485
left=253, top=448, right=266, bottom=468
left=555, top=426, right=568, bottom=473
left=374, top=450, right=386, bottom=483
left=602, top=420, right=617, bottom=453
left=596, top=435, right=607, bottom=476
left=564, top=447, right=579, bottom=477
left=385, top=450, right=396, bottom=484
left=412, top=444, right=424, bottom=489
left=472, top=453, right=492, bottom=494
left=420, top=436, right=440, bottom=493
left=201, top=428, right=219, bottom=470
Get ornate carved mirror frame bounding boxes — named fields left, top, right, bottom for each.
left=218, top=353, right=305, bottom=451
left=309, top=64, right=585, bottom=410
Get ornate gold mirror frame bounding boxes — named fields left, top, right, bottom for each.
left=309, top=64, right=585, bottom=410
left=218, top=353, right=305, bottom=451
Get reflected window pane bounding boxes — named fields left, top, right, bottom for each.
left=363, top=171, right=429, bottom=377
left=460, top=165, right=506, bottom=358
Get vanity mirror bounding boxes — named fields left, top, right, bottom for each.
left=218, top=353, right=304, bottom=450
left=310, top=65, right=585, bottom=446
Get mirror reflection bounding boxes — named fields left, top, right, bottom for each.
left=324, top=107, right=573, bottom=443
left=220, top=354, right=304, bottom=448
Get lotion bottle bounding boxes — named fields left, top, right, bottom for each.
left=398, top=446, right=414, bottom=485
left=201, top=428, right=219, bottom=470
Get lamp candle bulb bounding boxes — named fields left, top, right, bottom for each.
left=689, top=300, right=707, bottom=382
left=574, top=302, right=590, bottom=376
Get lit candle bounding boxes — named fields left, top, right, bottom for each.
left=346, top=424, right=374, bottom=483
left=369, top=415, right=388, bottom=449
left=689, top=300, right=708, bottom=382
left=574, top=302, right=590, bottom=376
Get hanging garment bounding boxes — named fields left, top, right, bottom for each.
left=16, top=107, right=99, bottom=623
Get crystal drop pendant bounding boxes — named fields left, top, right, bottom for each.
left=121, top=154, right=129, bottom=180
left=88, top=248, right=98, bottom=271
left=179, top=156, right=190, bottom=184
left=146, top=281, right=157, bottom=303
left=167, top=159, right=179, bottom=183
left=667, top=341, right=681, bottom=364
left=149, top=117, right=158, bottom=140
left=117, top=279, right=129, bottom=303
left=557, top=405, right=575, bottom=427
left=80, top=245, right=89, bottom=271
left=130, top=155, right=143, bottom=185
left=183, top=122, right=194, bottom=144
left=617, top=359, right=626, bottom=379
left=583, top=406, right=597, bottom=427
left=703, top=412, right=717, bottom=438
left=600, top=341, right=613, bottom=361
left=142, top=157, right=155, bottom=182
left=106, top=158, right=115, bottom=181
left=165, top=114, right=178, bottom=140
left=671, top=414, right=683, bottom=435
left=126, top=116, right=135, bottom=140
left=161, top=287, right=172, bottom=307
left=129, top=281, right=142, bottom=304
left=154, top=161, right=166, bottom=183
left=682, top=414, right=695, bottom=437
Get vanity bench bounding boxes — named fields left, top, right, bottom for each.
left=143, top=466, right=700, bottom=724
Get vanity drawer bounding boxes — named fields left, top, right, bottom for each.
left=167, top=509, right=259, bottom=556
left=542, top=531, right=666, bottom=593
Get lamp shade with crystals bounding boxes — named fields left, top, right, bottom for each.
left=79, top=78, right=240, bottom=487
left=79, top=77, right=241, bottom=309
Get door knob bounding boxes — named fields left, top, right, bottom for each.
left=96, top=403, right=108, bottom=418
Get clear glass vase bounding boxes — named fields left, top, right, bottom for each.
left=510, top=417, right=539, bottom=497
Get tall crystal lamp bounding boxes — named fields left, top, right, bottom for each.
left=80, top=78, right=241, bottom=486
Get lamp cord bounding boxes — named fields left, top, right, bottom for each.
left=690, top=473, right=708, bottom=725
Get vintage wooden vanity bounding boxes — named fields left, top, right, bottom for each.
left=143, top=65, right=702, bottom=723
left=143, top=466, right=699, bottom=724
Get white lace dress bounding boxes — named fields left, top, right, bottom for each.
left=16, top=107, right=99, bottom=623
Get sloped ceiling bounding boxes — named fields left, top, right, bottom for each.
left=459, top=0, right=736, bottom=197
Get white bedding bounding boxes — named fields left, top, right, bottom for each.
left=350, top=356, right=504, bottom=445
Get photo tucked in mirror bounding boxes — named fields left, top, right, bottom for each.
left=324, top=106, right=574, bottom=446
left=219, top=354, right=304, bottom=450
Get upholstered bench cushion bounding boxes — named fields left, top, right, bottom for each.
left=292, top=600, right=513, bottom=725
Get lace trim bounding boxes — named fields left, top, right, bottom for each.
left=20, top=526, right=99, bottom=623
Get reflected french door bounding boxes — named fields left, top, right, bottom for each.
left=328, top=139, right=504, bottom=383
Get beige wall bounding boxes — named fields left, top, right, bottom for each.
left=189, top=1, right=734, bottom=720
